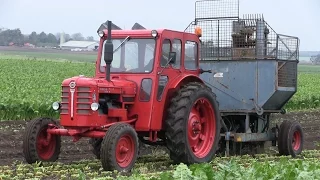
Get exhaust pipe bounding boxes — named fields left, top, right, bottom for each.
left=104, top=20, right=113, bottom=82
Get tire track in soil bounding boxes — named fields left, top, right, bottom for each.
left=0, top=110, right=319, bottom=166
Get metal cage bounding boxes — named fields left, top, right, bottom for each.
left=185, top=0, right=299, bottom=61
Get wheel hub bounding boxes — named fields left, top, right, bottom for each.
left=292, top=130, right=301, bottom=151
left=36, top=128, right=56, bottom=160
left=192, top=119, right=202, bottom=134
left=187, top=98, right=216, bottom=158
left=116, top=135, right=134, bottom=168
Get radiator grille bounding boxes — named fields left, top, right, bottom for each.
left=277, top=61, right=297, bottom=87
left=60, top=86, right=91, bottom=115
left=76, top=87, right=91, bottom=114
left=61, top=86, right=69, bottom=114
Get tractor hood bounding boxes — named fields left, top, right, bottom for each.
left=61, top=76, right=137, bottom=95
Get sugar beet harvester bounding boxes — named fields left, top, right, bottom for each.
left=22, top=0, right=303, bottom=172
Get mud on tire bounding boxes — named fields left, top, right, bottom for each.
left=22, top=117, right=61, bottom=164
left=89, top=138, right=102, bottom=159
left=165, top=82, right=221, bottom=164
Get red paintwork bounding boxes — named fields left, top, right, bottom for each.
left=49, top=29, right=203, bottom=141
left=292, top=130, right=301, bottom=151
left=47, top=128, right=106, bottom=138
left=116, top=134, right=135, bottom=168
left=95, top=29, right=202, bottom=131
left=60, top=77, right=136, bottom=127
left=187, top=98, right=216, bottom=158
left=37, top=128, right=56, bottom=160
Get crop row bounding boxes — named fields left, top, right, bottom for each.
left=1, top=151, right=320, bottom=179
left=0, top=59, right=94, bottom=120
left=285, top=73, right=320, bottom=110
left=0, top=58, right=320, bottom=120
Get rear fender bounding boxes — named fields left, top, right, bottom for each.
left=170, top=75, right=204, bottom=90
left=160, top=75, right=204, bottom=129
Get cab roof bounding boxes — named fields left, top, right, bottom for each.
left=102, top=29, right=196, bottom=38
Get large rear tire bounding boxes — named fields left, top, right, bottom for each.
left=100, top=123, right=139, bottom=172
left=22, top=117, right=61, bottom=164
left=278, top=120, right=304, bottom=157
left=165, top=82, right=221, bottom=164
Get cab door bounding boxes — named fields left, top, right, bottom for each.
left=150, top=30, right=184, bottom=130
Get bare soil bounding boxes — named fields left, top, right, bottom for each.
left=0, top=110, right=319, bottom=166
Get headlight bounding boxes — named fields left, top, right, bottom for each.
left=98, top=30, right=104, bottom=37
left=52, top=102, right=61, bottom=111
left=151, top=30, right=158, bottom=38
left=91, top=103, right=100, bottom=111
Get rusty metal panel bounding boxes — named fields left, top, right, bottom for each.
left=233, top=132, right=276, bottom=142
left=277, top=61, right=297, bottom=87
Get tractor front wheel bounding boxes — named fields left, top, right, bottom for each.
left=278, top=120, right=304, bottom=157
left=165, top=82, right=221, bottom=164
left=89, top=138, right=102, bottom=159
left=22, top=117, right=61, bottom=164
left=100, top=123, right=139, bottom=172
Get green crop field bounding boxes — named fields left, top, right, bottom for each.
left=0, top=47, right=97, bottom=62
left=1, top=151, right=320, bottom=179
left=1, top=55, right=320, bottom=120
left=0, top=58, right=95, bottom=120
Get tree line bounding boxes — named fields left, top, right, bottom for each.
left=0, top=28, right=95, bottom=47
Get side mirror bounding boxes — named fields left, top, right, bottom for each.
left=168, top=51, right=176, bottom=64
left=104, top=20, right=114, bottom=65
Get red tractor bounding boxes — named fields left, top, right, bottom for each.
left=22, top=20, right=221, bottom=172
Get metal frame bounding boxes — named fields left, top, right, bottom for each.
left=185, top=0, right=299, bottom=62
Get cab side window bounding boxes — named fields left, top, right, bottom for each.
left=172, top=39, right=182, bottom=69
left=161, top=39, right=171, bottom=67
left=184, top=41, right=198, bottom=70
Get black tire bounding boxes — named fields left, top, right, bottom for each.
left=100, top=123, right=139, bottom=172
left=278, top=120, right=304, bottom=157
left=165, top=82, right=221, bottom=164
left=23, top=117, right=61, bottom=164
left=89, top=138, right=102, bottom=159
left=278, top=120, right=291, bottom=155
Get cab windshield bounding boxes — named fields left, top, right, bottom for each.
left=100, top=38, right=156, bottom=73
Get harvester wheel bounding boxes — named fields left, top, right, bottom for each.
left=89, top=138, right=102, bottom=159
left=277, top=120, right=291, bottom=155
left=100, top=123, right=139, bottom=172
left=278, top=120, right=304, bottom=157
left=23, top=117, right=61, bottom=164
left=165, top=82, right=221, bottom=164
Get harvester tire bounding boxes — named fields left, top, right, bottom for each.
left=278, top=120, right=291, bottom=155
left=100, top=123, right=139, bottom=172
left=165, top=82, right=221, bottom=164
left=278, top=120, right=304, bottom=157
left=22, top=117, right=61, bottom=164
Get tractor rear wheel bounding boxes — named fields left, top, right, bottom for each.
left=100, top=123, right=139, bottom=172
left=165, top=82, right=221, bottom=164
left=278, top=120, right=304, bottom=157
left=23, top=117, right=61, bottom=164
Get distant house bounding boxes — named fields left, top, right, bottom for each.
left=59, top=41, right=99, bottom=51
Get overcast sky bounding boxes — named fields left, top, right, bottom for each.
left=0, top=0, right=319, bottom=51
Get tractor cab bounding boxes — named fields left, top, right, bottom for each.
left=57, top=25, right=203, bottom=132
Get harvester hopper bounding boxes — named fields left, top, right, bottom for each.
left=185, top=0, right=301, bottom=155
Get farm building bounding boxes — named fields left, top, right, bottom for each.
left=59, top=41, right=99, bottom=51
